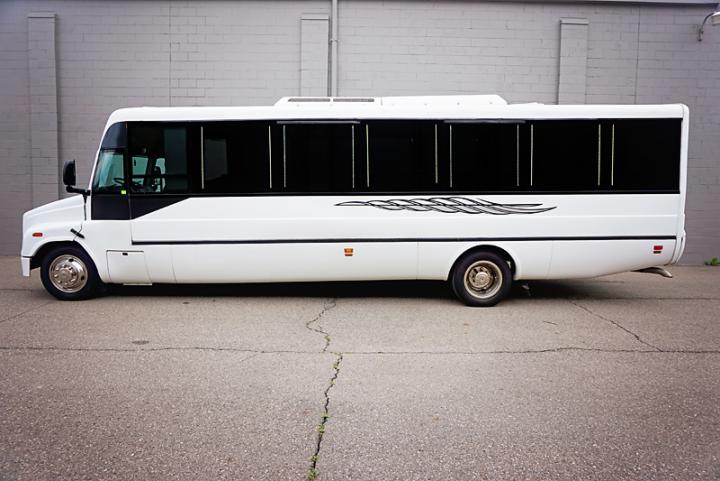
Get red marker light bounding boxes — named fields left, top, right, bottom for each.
left=32, top=232, right=43, bottom=237
left=653, top=245, right=663, bottom=254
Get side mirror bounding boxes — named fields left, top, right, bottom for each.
left=62, top=160, right=89, bottom=197
left=62, top=160, right=76, bottom=187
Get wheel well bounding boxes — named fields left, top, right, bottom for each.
left=449, top=245, right=516, bottom=280
left=30, top=241, right=85, bottom=270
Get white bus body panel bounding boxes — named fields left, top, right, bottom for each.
left=124, top=193, right=680, bottom=283
left=169, top=243, right=417, bottom=283
left=130, top=195, right=679, bottom=242
left=106, top=251, right=151, bottom=284
left=549, top=240, right=674, bottom=278
left=20, top=196, right=86, bottom=277
left=21, top=196, right=85, bottom=258
left=105, top=103, right=686, bottom=126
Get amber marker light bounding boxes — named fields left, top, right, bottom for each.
left=344, top=248, right=354, bottom=257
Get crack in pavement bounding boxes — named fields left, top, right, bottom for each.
left=569, top=299, right=663, bottom=351
left=307, top=352, right=342, bottom=481
left=304, top=298, right=342, bottom=481
left=305, top=298, right=337, bottom=353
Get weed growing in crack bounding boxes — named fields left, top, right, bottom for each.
left=307, top=467, right=318, bottom=481
left=305, top=299, right=342, bottom=480
left=307, top=352, right=343, bottom=481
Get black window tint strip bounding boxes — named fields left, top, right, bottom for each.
left=101, top=122, right=127, bottom=149
left=121, top=118, right=681, bottom=196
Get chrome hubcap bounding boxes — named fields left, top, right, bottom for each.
left=49, top=255, right=88, bottom=293
left=463, top=260, right=502, bottom=299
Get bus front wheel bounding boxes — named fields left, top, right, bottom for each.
left=40, top=245, right=104, bottom=301
left=451, top=251, right=512, bottom=307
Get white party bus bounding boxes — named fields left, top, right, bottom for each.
left=21, top=95, right=688, bottom=306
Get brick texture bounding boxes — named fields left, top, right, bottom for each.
left=28, top=12, right=59, bottom=207
left=301, top=14, right=330, bottom=96
left=0, top=0, right=718, bottom=263
left=558, top=18, right=589, bottom=104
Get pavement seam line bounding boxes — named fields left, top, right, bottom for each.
left=569, top=299, right=663, bottom=352
left=0, top=346, right=325, bottom=354
left=2, top=346, right=720, bottom=354
left=340, top=348, right=720, bottom=354
left=0, top=300, right=56, bottom=324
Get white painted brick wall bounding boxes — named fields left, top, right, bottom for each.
left=28, top=12, right=60, bottom=207
left=0, top=1, right=32, bottom=255
left=0, top=0, right=718, bottom=264
left=558, top=18, right=589, bottom=104
left=301, top=15, right=330, bottom=96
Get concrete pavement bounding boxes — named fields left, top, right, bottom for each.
left=0, top=256, right=718, bottom=480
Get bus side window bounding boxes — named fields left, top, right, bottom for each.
left=130, top=156, right=149, bottom=192
left=610, top=119, right=681, bottom=191
left=132, top=156, right=148, bottom=177
left=282, top=123, right=355, bottom=193
left=152, top=158, right=166, bottom=192
left=363, top=120, right=438, bottom=192
left=450, top=122, right=519, bottom=192
left=203, top=139, right=228, bottom=186
left=530, top=120, right=599, bottom=191
left=200, top=121, right=270, bottom=194
left=128, top=124, right=189, bottom=194
left=162, top=127, right=188, bottom=193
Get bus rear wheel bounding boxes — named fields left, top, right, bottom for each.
left=40, top=245, right=103, bottom=301
left=451, top=251, right=512, bottom=307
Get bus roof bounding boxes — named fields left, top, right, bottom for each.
left=106, top=95, right=687, bottom=125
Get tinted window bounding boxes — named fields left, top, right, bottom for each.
left=92, top=150, right=125, bottom=193
left=131, top=155, right=148, bottom=178
left=611, top=119, right=680, bottom=191
left=365, top=121, right=438, bottom=192
left=101, top=122, right=127, bottom=149
left=201, top=122, right=270, bottom=193
left=531, top=120, right=599, bottom=190
left=129, top=124, right=189, bottom=193
left=450, top=122, right=520, bottom=191
left=282, top=123, right=355, bottom=192
left=123, top=117, right=681, bottom=196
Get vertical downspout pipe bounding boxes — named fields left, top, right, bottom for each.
left=330, top=0, right=339, bottom=96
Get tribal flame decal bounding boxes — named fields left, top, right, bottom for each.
left=335, top=197, right=556, bottom=215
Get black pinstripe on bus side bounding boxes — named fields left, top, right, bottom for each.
left=131, top=235, right=676, bottom=246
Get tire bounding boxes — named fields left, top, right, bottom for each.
left=450, top=251, right=512, bottom=307
left=40, top=245, right=104, bottom=300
